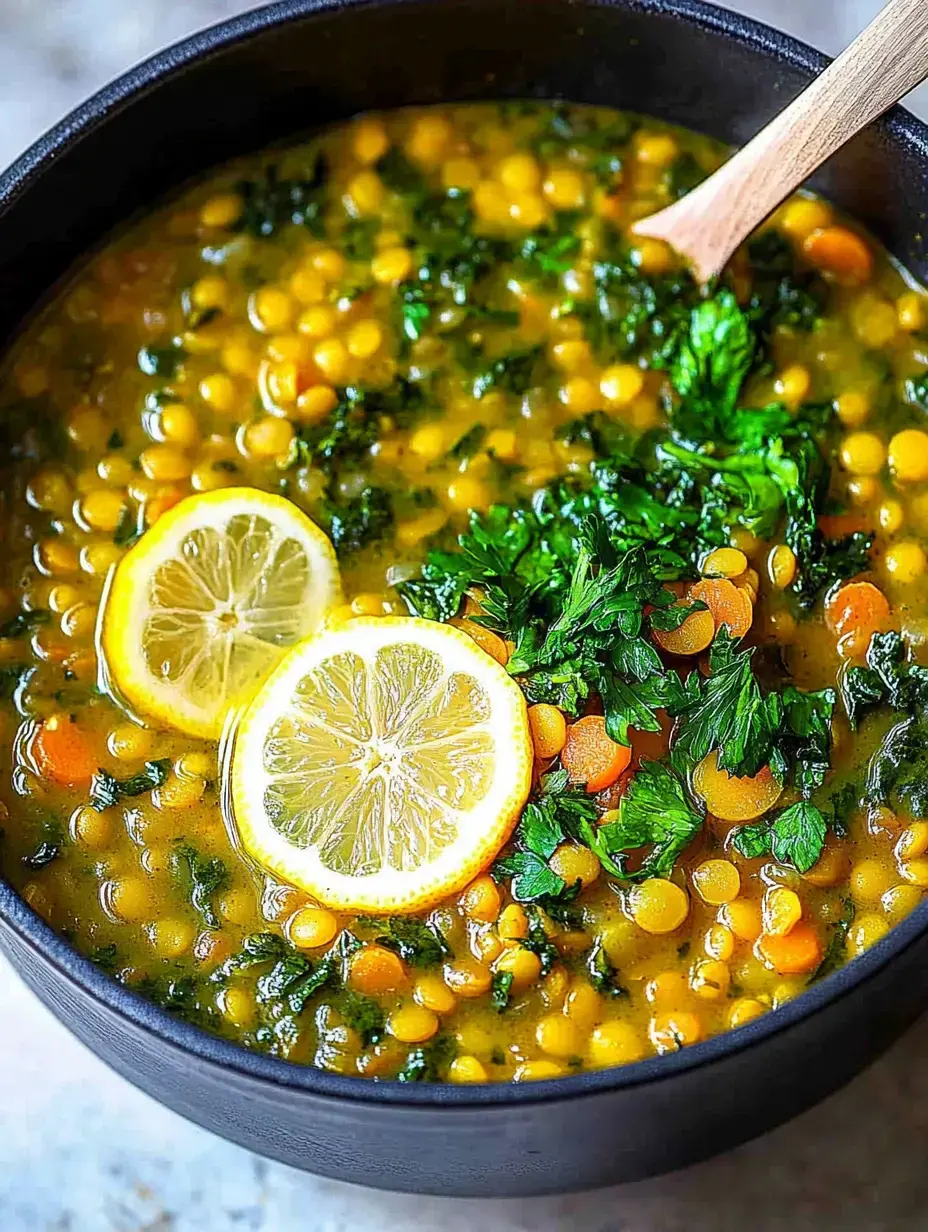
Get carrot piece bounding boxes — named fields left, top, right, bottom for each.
left=450, top=618, right=509, bottom=665
left=527, top=703, right=567, bottom=760
left=802, top=225, right=873, bottom=285
left=33, top=715, right=97, bottom=787
left=816, top=510, right=872, bottom=539
left=692, top=750, right=783, bottom=822
left=825, top=580, right=890, bottom=638
left=561, top=715, right=632, bottom=794
left=757, top=921, right=822, bottom=975
left=652, top=606, right=715, bottom=656
left=687, top=578, right=753, bottom=640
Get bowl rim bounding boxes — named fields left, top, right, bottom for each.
left=3, top=0, right=928, bottom=1109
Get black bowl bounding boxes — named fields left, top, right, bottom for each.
left=2, top=0, right=928, bottom=1198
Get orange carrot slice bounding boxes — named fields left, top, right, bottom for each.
left=757, top=921, right=822, bottom=974
left=561, top=715, right=632, bottom=794
left=687, top=578, right=753, bottom=640
left=802, top=225, right=873, bottom=285
left=33, top=716, right=97, bottom=787
left=652, top=606, right=715, bottom=656
left=692, top=750, right=782, bottom=822
left=825, top=581, right=889, bottom=638
left=817, top=510, right=873, bottom=539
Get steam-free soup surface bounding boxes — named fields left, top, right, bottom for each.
left=2, top=102, right=928, bottom=1083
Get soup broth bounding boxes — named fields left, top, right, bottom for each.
left=1, top=102, right=928, bottom=1083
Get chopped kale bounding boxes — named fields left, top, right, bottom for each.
left=172, top=841, right=229, bottom=930
left=376, top=147, right=427, bottom=196
left=138, top=340, right=186, bottom=379
left=0, top=609, right=49, bottom=639
left=326, top=487, right=393, bottom=556
left=341, top=217, right=380, bottom=261
left=397, top=1033, right=456, bottom=1082
left=233, top=155, right=329, bottom=238
left=586, top=941, right=629, bottom=998
left=113, top=504, right=142, bottom=548
left=88, top=758, right=171, bottom=812
left=363, top=916, right=451, bottom=967
left=518, top=905, right=561, bottom=976
left=398, top=283, right=431, bottom=342
left=578, top=240, right=700, bottom=368
left=518, top=223, right=581, bottom=284
left=132, top=974, right=215, bottom=1029
left=0, top=664, right=33, bottom=704
left=842, top=630, right=928, bottom=726
left=255, top=945, right=342, bottom=1015
left=867, top=714, right=928, bottom=820
left=22, top=820, right=64, bottom=870
left=665, top=152, right=706, bottom=199
left=88, top=942, right=120, bottom=972
left=447, top=424, right=486, bottom=462
left=814, top=898, right=856, bottom=980
left=470, top=346, right=547, bottom=400
left=490, top=970, right=514, bottom=1012
left=217, top=931, right=291, bottom=973
left=746, top=230, right=827, bottom=335
left=337, top=990, right=386, bottom=1045
left=291, top=388, right=380, bottom=472
left=529, top=103, right=637, bottom=186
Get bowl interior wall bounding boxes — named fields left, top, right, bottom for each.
left=1, top=0, right=926, bottom=351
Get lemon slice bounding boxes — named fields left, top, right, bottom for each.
left=228, top=616, right=532, bottom=913
left=101, top=488, right=341, bottom=739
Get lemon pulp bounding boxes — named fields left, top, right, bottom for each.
left=101, top=488, right=341, bottom=739
left=229, top=617, right=532, bottom=913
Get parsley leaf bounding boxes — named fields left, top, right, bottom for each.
left=670, top=630, right=783, bottom=779
left=588, top=760, right=703, bottom=881
left=493, top=849, right=568, bottom=902
left=670, top=289, right=754, bottom=440
left=732, top=801, right=827, bottom=873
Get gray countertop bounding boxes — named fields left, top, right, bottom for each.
left=2, top=2, right=927, bottom=1228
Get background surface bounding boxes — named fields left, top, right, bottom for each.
left=1, top=2, right=926, bottom=1229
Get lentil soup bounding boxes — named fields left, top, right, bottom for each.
left=2, top=102, right=928, bottom=1084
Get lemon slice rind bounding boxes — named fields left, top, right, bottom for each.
left=100, top=487, right=341, bottom=740
left=228, top=616, right=532, bottom=914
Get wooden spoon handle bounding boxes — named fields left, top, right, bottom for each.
left=633, top=0, right=928, bottom=284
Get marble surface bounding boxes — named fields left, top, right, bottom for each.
left=2, top=2, right=928, bottom=1229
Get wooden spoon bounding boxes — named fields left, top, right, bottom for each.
left=632, top=0, right=928, bottom=285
